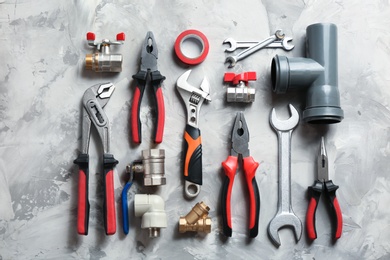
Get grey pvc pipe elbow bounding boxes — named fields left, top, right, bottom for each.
left=271, top=23, right=344, bottom=124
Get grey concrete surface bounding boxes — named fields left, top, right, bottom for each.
left=1, top=0, right=389, bottom=259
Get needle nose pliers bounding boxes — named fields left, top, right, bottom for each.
left=74, top=83, right=118, bottom=236
left=306, top=137, right=343, bottom=240
left=131, top=31, right=166, bottom=144
left=221, top=112, right=260, bottom=238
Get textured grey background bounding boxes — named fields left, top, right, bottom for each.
left=1, top=0, right=390, bottom=259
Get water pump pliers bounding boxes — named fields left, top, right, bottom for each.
left=221, top=112, right=260, bottom=238
left=131, top=31, right=166, bottom=143
left=74, top=83, right=118, bottom=236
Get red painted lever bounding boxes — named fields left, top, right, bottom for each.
left=116, top=32, right=125, bottom=41
left=224, top=72, right=257, bottom=85
left=86, top=32, right=95, bottom=41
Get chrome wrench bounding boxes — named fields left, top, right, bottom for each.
left=225, top=30, right=285, bottom=68
left=223, top=37, right=294, bottom=52
left=268, top=104, right=302, bottom=247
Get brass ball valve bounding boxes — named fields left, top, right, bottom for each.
left=85, top=32, right=125, bottom=73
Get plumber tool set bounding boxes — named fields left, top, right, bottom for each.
left=74, top=23, right=343, bottom=243
left=221, top=112, right=260, bottom=238
left=179, top=202, right=211, bottom=233
left=74, top=83, right=118, bottom=235
left=306, top=137, right=343, bottom=240
left=131, top=31, right=166, bottom=144
left=176, top=70, right=211, bottom=199
left=175, top=29, right=210, bottom=65
left=267, top=104, right=302, bottom=246
left=225, top=29, right=294, bottom=68
left=223, top=72, right=257, bottom=103
left=85, top=32, right=125, bottom=72
left=121, top=149, right=166, bottom=235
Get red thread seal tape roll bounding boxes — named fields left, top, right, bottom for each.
left=174, top=30, right=209, bottom=65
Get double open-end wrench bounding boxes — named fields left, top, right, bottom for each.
left=268, top=104, right=302, bottom=247
left=225, top=30, right=285, bottom=68
left=223, top=37, right=294, bottom=52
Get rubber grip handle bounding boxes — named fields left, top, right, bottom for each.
left=306, top=180, right=323, bottom=240
left=131, top=72, right=147, bottom=144
left=243, top=156, right=260, bottom=238
left=151, top=71, right=166, bottom=144
left=121, top=182, right=133, bottom=235
left=183, top=124, right=202, bottom=185
left=74, top=153, right=89, bottom=235
left=325, top=180, right=343, bottom=240
left=221, top=156, right=238, bottom=237
left=103, top=154, right=118, bottom=235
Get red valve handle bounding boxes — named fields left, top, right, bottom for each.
left=116, top=32, right=125, bottom=41
left=224, top=72, right=257, bottom=85
left=86, top=32, right=95, bottom=41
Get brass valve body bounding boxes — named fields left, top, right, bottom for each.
left=179, top=202, right=211, bottom=233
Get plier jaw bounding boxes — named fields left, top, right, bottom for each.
left=140, top=31, right=158, bottom=72
left=230, top=112, right=250, bottom=158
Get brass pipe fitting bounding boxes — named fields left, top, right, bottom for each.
left=179, top=202, right=211, bottom=233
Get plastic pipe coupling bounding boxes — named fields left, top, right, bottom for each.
left=271, top=23, right=344, bottom=124
left=134, top=194, right=167, bottom=238
left=131, top=149, right=166, bottom=186
left=85, top=32, right=125, bottom=72
left=179, top=202, right=211, bottom=233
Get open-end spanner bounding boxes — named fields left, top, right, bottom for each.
left=225, top=30, right=285, bottom=68
left=268, top=104, right=302, bottom=247
left=223, top=37, right=294, bottom=52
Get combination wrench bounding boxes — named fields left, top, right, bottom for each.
left=223, top=37, right=294, bottom=52
left=268, top=104, right=302, bottom=247
left=225, top=30, right=285, bottom=68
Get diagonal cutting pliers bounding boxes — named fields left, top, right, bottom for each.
left=74, top=83, right=118, bottom=235
left=306, top=137, right=343, bottom=240
left=221, top=112, right=260, bottom=238
left=131, top=31, right=166, bottom=144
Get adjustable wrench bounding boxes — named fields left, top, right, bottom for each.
left=223, top=37, right=294, bottom=52
left=177, top=70, right=211, bottom=199
left=268, top=104, right=302, bottom=247
left=225, top=30, right=285, bottom=68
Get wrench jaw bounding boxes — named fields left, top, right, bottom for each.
left=270, top=104, right=300, bottom=132
left=267, top=213, right=303, bottom=247
left=225, top=56, right=237, bottom=69
left=223, top=38, right=236, bottom=52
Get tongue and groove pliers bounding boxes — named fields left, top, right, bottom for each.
left=74, top=83, right=118, bottom=235
left=306, top=137, right=343, bottom=240
left=221, top=112, right=260, bottom=238
left=131, top=31, right=166, bottom=144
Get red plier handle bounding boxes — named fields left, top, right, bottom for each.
left=221, top=156, right=260, bottom=238
left=306, top=180, right=342, bottom=240
left=74, top=153, right=90, bottom=235
left=103, top=154, right=118, bottom=235
left=131, top=71, right=165, bottom=144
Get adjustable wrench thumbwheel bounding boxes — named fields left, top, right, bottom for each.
left=268, top=104, right=302, bottom=247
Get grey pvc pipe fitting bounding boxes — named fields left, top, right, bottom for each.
left=271, top=23, right=344, bottom=124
